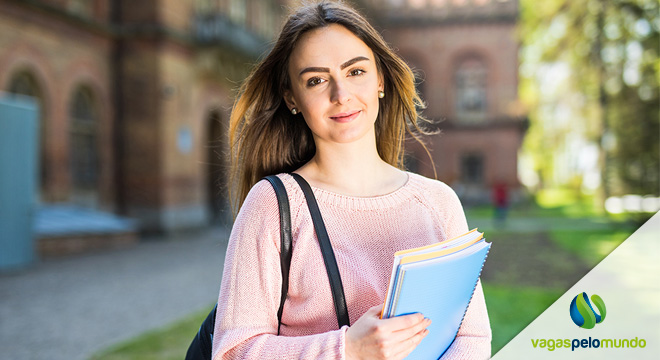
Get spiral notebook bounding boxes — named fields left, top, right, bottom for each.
left=381, top=229, right=491, bottom=360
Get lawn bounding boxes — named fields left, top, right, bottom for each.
left=89, top=307, right=211, bottom=360
left=465, top=192, right=634, bottom=355
left=91, top=190, right=638, bottom=359
left=483, top=284, right=561, bottom=353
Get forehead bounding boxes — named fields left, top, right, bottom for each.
left=289, top=23, right=374, bottom=70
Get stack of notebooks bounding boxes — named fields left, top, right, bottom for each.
left=381, top=229, right=491, bottom=359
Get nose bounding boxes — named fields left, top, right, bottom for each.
left=330, top=79, right=351, bottom=104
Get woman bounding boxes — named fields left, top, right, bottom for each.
left=212, top=1, right=491, bottom=359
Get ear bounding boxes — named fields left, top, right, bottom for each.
left=378, top=73, right=384, bottom=92
left=283, top=89, right=297, bottom=112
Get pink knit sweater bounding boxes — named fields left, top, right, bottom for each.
left=212, top=172, right=491, bottom=359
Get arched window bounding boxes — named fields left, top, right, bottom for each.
left=69, top=86, right=99, bottom=206
left=455, top=57, right=487, bottom=122
left=8, top=71, right=39, bottom=97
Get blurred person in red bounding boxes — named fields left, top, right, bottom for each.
left=493, top=182, right=508, bottom=225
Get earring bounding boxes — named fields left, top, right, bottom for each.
left=291, top=108, right=298, bottom=115
left=378, top=91, right=385, bottom=99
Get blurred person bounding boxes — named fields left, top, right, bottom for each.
left=213, top=1, right=491, bottom=359
left=492, top=182, right=509, bottom=226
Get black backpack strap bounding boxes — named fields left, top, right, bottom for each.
left=264, top=175, right=293, bottom=334
left=290, top=173, right=350, bottom=328
left=185, top=176, right=293, bottom=360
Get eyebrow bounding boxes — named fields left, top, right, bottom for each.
left=298, top=56, right=370, bottom=76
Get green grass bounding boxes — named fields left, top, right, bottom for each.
left=90, top=307, right=211, bottom=360
left=549, top=229, right=633, bottom=267
left=483, top=284, right=561, bottom=356
left=465, top=189, right=602, bottom=220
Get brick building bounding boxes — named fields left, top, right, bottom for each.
left=0, top=0, right=290, bottom=235
left=0, top=0, right=525, bottom=238
left=361, top=0, right=528, bottom=203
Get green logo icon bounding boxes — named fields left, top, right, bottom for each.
left=570, top=292, right=606, bottom=329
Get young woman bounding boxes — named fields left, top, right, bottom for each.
left=212, top=1, right=491, bottom=359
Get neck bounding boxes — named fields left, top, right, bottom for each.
left=296, top=133, right=406, bottom=197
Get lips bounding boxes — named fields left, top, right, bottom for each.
left=329, top=110, right=361, bottom=123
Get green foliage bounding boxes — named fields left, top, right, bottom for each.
left=89, top=307, right=210, bottom=360
left=519, top=0, right=659, bottom=197
left=534, top=188, right=605, bottom=217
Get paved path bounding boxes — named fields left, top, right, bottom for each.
left=0, top=226, right=230, bottom=360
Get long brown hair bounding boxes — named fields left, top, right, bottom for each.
left=228, top=0, right=433, bottom=215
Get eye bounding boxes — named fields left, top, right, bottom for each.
left=349, top=68, right=366, bottom=76
left=306, top=77, right=326, bottom=87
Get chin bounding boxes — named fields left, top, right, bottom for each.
left=330, top=126, right=376, bottom=144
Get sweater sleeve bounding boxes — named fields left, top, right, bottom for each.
left=435, top=181, right=493, bottom=359
left=211, top=180, right=347, bottom=360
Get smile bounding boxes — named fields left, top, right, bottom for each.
left=329, top=110, right=361, bottom=123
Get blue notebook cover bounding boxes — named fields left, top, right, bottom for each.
left=383, top=240, right=491, bottom=359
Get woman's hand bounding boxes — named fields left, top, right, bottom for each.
left=345, top=304, right=431, bottom=360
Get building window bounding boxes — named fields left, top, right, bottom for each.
left=455, top=57, right=487, bottom=122
left=461, top=153, right=484, bottom=184
left=8, top=71, right=39, bottom=97
left=69, top=87, right=99, bottom=206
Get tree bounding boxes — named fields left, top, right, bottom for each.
left=519, top=0, right=659, bottom=200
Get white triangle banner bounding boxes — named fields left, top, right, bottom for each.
left=492, top=211, right=660, bottom=359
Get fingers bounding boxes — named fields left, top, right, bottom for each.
left=346, top=305, right=431, bottom=360
left=366, top=304, right=384, bottom=318
left=391, top=327, right=430, bottom=360
left=390, top=317, right=431, bottom=344
left=381, top=312, right=426, bottom=332
left=371, top=315, right=430, bottom=359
